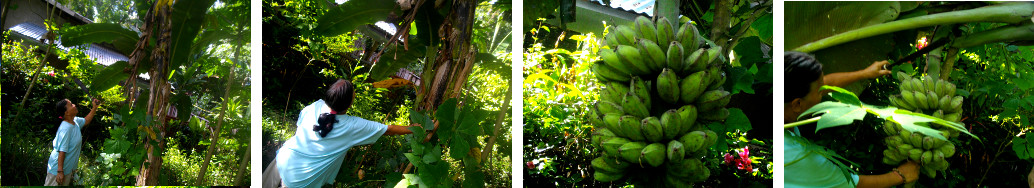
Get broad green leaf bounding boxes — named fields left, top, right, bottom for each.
left=815, top=105, right=867, bottom=132
left=799, top=101, right=852, bottom=119
left=59, top=23, right=139, bottom=54
left=1014, top=136, right=1031, bottom=160
left=404, top=153, right=423, bottom=168
left=168, top=0, right=217, bottom=69
left=90, top=61, right=130, bottom=93
left=313, top=0, right=400, bottom=37
left=423, top=146, right=442, bottom=164
left=822, top=85, right=861, bottom=105
left=436, top=98, right=459, bottom=126
left=726, top=108, right=752, bottom=132
left=450, top=137, right=470, bottom=159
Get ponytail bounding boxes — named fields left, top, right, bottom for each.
left=313, top=113, right=337, bottom=137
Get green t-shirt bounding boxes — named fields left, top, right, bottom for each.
left=784, top=128, right=859, bottom=188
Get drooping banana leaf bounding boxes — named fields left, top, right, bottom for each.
left=90, top=61, right=131, bottom=93
left=313, top=0, right=401, bottom=37
left=168, top=0, right=217, bottom=70
left=59, top=23, right=139, bottom=54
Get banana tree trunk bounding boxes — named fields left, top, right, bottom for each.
left=794, top=2, right=1034, bottom=53
left=404, top=0, right=478, bottom=174
left=136, top=1, right=174, bottom=185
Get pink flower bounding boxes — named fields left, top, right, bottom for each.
left=47, top=72, right=55, bottom=77
left=723, top=153, right=735, bottom=165
left=725, top=146, right=754, bottom=172
left=526, top=161, right=535, bottom=169
left=917, top=37, right=928, bottom=50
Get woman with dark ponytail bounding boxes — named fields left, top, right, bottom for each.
left=264, top=79, right=424, bottom=188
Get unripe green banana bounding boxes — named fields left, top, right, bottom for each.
left=910, top=132, right=924, bottom=147
left=679, top=131, right=706, bottom=153
left=614, top=25, right=638, bottom=46
left=630, top=76, right=652, bottom=109
left=641, top=117, right=664, bottom=142
left=901, top=90, right=919, bottom=110
left=602, top=82, right=629, bottom=103
left=696, top=90, right=731, bottom=111
left=604, top=155, right=631, bottom=169
left=922, top=166, right=937, bottom=178
left=596, top=101, right=625, bottom=115
left=592, top=128, right=615, bottom=147
left=927, top=90, right=940, bottom=109
left=699, top=107, right=730, bottom=121
left=679, top=71, right=711, bottom=104
left=661, top=110, right=682, bottom=140
left=883, top=121, right=899, bottom=135
left=687, top=165, right=711, bottom=183
left=897, top=144, right=914, bottom=155
left=675, top=22, right=700, bottom=53
left=665, top=174, right=693, bottom=187
left=667, top=140, right=685, bottom=163
left=886, top=136, right=904, bottom=146
left=938, top=142, right=955, bottom=156
left=682, top=48, right=705, bottom=74
left=677, top=105, right=698, bottom=135
left=666, top=42, right=685, bottom=72
left=890, top=95, right=914, bottom=111
left=657, top=68, right=681, bottom=103
left=945, top=82, right=956, bottom=98
left=702, top=47, right=723, bottom=69
left=594, top=171, right=624, bottom=182
left=921, top=150, right=933, bottom=164
left=908, top=148, right=923, bottom=161
left=939, top=95, right=953, bottom=112
left=883, top=149, right=904, bottom=164
left=589, top=109, right=604, bottom=128
left=604, top=30, right=621, bottom=47
left=706, top=67, right=726, bottom=91
left=935, top=79, right=949, bottom=97
left=642, top=143, right=666, bottom=167
left=922, top=136, right=936, bottom=150
left=622, top=92, right=650, bottom=118
left=620, top=115, right=646, bottom=141
left=599, top=48, right=645, bottom=75
left=895, top=72, right=910, bottom=82
left=950, top=96, right=963, bottom=112
left=913, top=91, right=929, bottom=110
left=601, top=137, right=630, bottom=156
left=932, top=109, right=944, bottom=120
left=924, top=75, right=937, bottom=92
left=634, top=16, right=658, bottom=46
left=603, top=113, right=623, bottom=136
left=655, top=17, right=675, bottom=47
left=637, top=39, right=667, bottom=72
left=615, top=45, right=652, bottom=75
left=944, top=112, right=961, bottom=122
left=592, top=156, right=624, bottom=173
left=688, top=48, right=711, bottom=72
left=618, top=141, right=647, bottom=164
left=703, top=130, right=718, bottom=148
left=592, top=60, right=632, bottom=82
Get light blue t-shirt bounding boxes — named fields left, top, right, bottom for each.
left=48, top=117, right=85, bottom=175
left=784, top=129, right=860, bottom=188
left=277, top=100, right=388, bottom=188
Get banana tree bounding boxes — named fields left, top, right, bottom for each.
left=308, top=0, right=511, bottom=186
left=58, top=0, right=224, bottom=185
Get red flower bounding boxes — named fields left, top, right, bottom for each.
left=723, top=153, right=735, bottom=165
left=526, top=161, right=535, bottom=169
left=724, top=146, right=754, bottom=172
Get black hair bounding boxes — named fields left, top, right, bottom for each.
left=785, top=52, right=824, bottom=102
left=313, top=79, right=356, bottom=137
left=55, top=99, right=69, bottom=117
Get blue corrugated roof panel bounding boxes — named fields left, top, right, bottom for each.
left=9, top=22, right=129, bottom=66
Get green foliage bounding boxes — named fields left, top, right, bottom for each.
left=58, top=23, right=139, bottom=54
left=312, top=0, right=400, bottom=37
left=399, top=98, right=492, bottom=187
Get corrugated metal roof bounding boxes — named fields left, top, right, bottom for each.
left=593, top=0, right=654, bottom=16
left=9, top=22, right=129, bottom=66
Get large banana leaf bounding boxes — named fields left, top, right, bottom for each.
left=168, top=0, right=217, bottom=70
left=59, top=23, right=139, bottom=54
left=313, top=0, right=400, bottom=37
left=90, top=61, right=131, bottom=93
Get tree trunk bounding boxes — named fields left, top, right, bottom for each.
left=479, top=87, right=510, bottom=163
left=234, top=145, right=251, bottom=185
left=136, top=1, right=174, bottom=185
left=197, top=41, right=240, bottom=185
left=15, top=0, right=59, bottom=115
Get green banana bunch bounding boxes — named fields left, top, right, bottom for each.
left=882, top=73, right=968, bottom=179
left=590, top=15, right=731, bottom=184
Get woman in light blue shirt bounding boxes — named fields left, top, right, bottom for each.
left=784, top=52, right=919, bottom=188
left=264, top=79, right=423, bottom=188
left=46, top=98, right=99, bottom=186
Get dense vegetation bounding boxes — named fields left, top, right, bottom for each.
left=2, top=0, right=251, bottom=185
left=261, top=0, right=513, bottom=187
